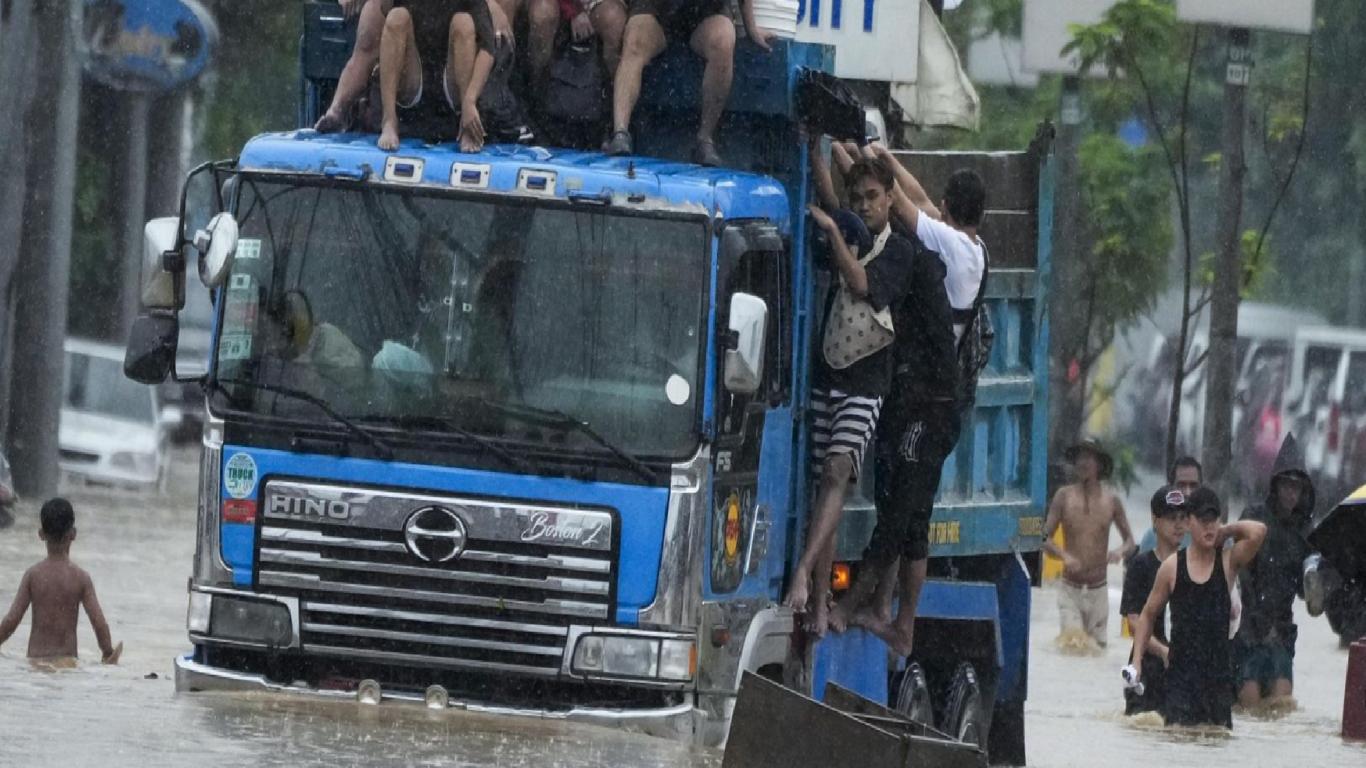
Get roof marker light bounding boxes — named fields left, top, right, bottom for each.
left=383, top=156, right=424, bottom=183
left=517, top=168, right=557, bottom=195
left=450, top=162, right=490, bottom=188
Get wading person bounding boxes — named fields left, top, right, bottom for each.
left=1121, top=486, right=1189, bottom=716
left=0, top=498, right=121, bottom=665
left=814, top=159, right=961, bottom=657
left=1129, top=488, right=1265, bottom=728
left=1042, top=438, right=1136, bottom=649
left=606, top=0, right=774, bottom=165
left=784, top=146, right=920, bottom=637
left=1233, top=433, right=1316, bottom=710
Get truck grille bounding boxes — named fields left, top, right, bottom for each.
left=255, top=481, right=616, bottom=679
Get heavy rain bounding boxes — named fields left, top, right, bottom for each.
left=2, top=1, right=1366, bottom=767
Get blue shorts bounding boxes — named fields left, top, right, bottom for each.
left=1237, top=642, right=1293, bottom=688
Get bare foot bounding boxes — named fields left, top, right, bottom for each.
left=864, top=616, right=915, bottom=657
left=782, top=572, right=811, bottom=614
left=849, top=605, right=891, bottom=630
left=804, top=592, right=832, bottom=637
left=314, top=109, right=347, bottom=133
left=102, top=641, right=123, bottom=665
left=378, top=120, right=400, bottom=151
left=459, top=132, right=483, bottom=153
left=827, top=598, right=853, bottom=633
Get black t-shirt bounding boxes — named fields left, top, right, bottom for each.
left=815, top=229, right=918, bottom=397
left=884, top=225, right=959, bottom=405
left=1121, top=550, right=1168, bottom=642
left=396, top=0, right=496, bottom=67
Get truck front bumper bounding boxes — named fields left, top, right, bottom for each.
left=174, top=653, right=701, bottom=740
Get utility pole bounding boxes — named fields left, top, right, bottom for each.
left=0, top=0, right=37, bottom=445
left=1048, top=75, right=1087, bottom=461
left=7, top=0, right=82, bottom=497
left=1201, top=27, right=1251, bottom=504
left=120, top=93, right=150, bottom=335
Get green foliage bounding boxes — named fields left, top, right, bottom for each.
left=198, top=0, right=300, bottom=161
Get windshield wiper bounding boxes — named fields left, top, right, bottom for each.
left=353, top=414, right=533, bottom=475
left=454, top=397, right=657, bottom=484
left=210, top=377, right=395, bottom=460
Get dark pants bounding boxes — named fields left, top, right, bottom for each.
left=864, top=399, right=961, bottom=567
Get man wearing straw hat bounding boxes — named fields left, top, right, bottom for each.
left=1042, top=437, right=1137, bottom=648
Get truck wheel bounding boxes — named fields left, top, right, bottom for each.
left=892, top=662, right=935, bottom=728
left=942, top=662, right=988, bottom=751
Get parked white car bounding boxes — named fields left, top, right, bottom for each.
left=1282, top=326, right=1366, bottom=503
left=59, top=338, right=178, bottom=492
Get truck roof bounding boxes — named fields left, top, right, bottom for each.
left=237, top=131, right=793, bottom=226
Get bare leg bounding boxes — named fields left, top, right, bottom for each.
left=317, top=0, right=393, bottom=132
left=611, top=14, right=666, bottom=136
left=526, top=0, right=561, bottom=89
left=862, top=557, right=927, bottom=656
left=378, top=7, right=423, bottom=151
left=1237, top=680, right=1263, bottom=709
left=448, top=13, right=494, bottom=152
left=494, top=0, right=524, bottom=24
left=689, top=14, right=735, bottom=150
left=783, top=454, right=855, bottom=635
left=592, top=0, right=628, bottom=75
left=830, top=559, right=891, bottom=633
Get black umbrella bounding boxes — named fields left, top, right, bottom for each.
left=1307, top=485, right=1366, bottom=583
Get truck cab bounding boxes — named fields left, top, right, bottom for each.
left=125, top=4, right=1051, bottom=763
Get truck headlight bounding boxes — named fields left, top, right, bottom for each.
left=111, top=450, right=158, bottom=474
left=187, top=591, right=212, bottom=634
left=570, top=634, right=695, bottom=682
left=206, top=594, right=293, bottom=647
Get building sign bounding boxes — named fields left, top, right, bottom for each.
left=795, top=0, right=921, bottom=83
left=1176, top=0, right=1314, bottom=36
left=1021, top=0, right=1115, bottom=76
left=81, top=0, right=217, bottom=92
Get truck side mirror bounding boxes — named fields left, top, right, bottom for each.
left=195, top=212, right=239, bottom=289
left=142, top=217, right=187, bottom=311
left=724, top=293, right=768, bottom=394
left=125, top=312, right=180, bottom=385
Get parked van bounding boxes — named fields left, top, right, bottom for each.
left=1282, top=326, right=1366, bottom=504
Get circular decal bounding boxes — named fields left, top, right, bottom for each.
left=223, top=452, right=258, bottom=500
left=666, top=374, right=691, bottom=406
left=723, top=492, right=742, bottom=565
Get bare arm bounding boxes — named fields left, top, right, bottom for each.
left=1130, top=556, right=1177, bottom=674
left=1125, top=611, right=1169, bottom=662
left=1109, top=496, right=1137, bottom=564
left=808, top=205, right=868, bottom=296
left=1222, top=520, right=1268, bottom=575
left=80, top=572, right=117, bottom=662
left=873, top=144, right=941, bottom=222
left=1041, top=489, right=1069, bottom=561
left=808, top=134, right=841, bottom=212
left=0, top=571, right=32, bottom=649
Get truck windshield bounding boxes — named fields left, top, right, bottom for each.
left=212, top=177, right=708, bottom=459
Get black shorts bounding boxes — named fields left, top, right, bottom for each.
left=628, top=0, right=727, bottom=41
left=864, top=399, right=961, bottom=566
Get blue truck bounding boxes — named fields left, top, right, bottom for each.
left=124, top=5, right=1052, bottom=763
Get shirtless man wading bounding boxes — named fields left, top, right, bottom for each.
left=1042, top=438, right=1137, bottom=648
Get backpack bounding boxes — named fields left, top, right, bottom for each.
left=545, top=42, right=604, bottom=126
left=954, top=242, right=994, bottom=408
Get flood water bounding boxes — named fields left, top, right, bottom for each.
left=1, top=449, right=1363, bottom=766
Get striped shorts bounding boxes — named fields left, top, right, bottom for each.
left=809, top=387, right=883, bottom=480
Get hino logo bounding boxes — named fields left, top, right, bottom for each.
left=268, top=495, right=351, bottom=520
left=404, top=506, right=468, bottom=563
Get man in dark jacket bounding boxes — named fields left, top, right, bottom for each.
left=1233, top=433, right=1317, bottom=708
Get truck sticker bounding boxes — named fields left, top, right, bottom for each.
left=1017, top=516, right=1045, bottom=538
left=929, top=520, right=961, bottom=546
left=223, top=452, right=258, bottom=499
left=236, top=238, right=262, bottom=261
left=220, top=332, right=253, bottom=361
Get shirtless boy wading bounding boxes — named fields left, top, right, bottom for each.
left=1042, top=439, right=1136, bottom=647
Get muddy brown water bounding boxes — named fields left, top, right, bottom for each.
left=1, top=450, right=1363, bottom=766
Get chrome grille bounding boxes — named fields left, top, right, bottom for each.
left=255, top=481, right=615, bottom=677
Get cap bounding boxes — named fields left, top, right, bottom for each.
left=1149, top=485, right=1189, bottom=517
left=1186, top=486, right=1222, bottom=520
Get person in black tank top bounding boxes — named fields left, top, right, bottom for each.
left=1128, top=487, right=1266, bottom=729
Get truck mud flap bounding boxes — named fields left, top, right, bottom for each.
left=722, top=672, right=987, bottom=768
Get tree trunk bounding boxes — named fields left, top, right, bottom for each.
left=1202, top=28, right=1251, bottom=506
left=0, top=0, right=36, bottom=445
left=7, top=0, right=82, bottom=497
left=1048, top=76, right=1090, bottom=460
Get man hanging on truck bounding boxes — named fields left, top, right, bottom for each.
left=1042, top=438, right=1137, bottom=650
left=783, top=136, right=921, bottom=637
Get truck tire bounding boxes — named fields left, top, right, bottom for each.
left=892, top=662, right=935, bottom=728
left=942, top=662, right=990, bottom=751
left=987, top=698, right=1026, bottom=766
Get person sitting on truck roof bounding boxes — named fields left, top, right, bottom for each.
left=315, top=0, right=391, bottom=133
left=378, top=0, right=525, bottom=152
left=783, top=137, right=924, bottom=637
left=498, top=0, right=627, bottom=95
left=605, top=0, right=775, bottom=166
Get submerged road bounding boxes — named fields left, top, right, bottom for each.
left=0, top=449, right=1362, bottom=766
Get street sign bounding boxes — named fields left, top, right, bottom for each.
left=794, top=0, right=921, bottom=83
left=80, top=0, right=218, bottom=92
left=1176, top=0, right=1315, bottom=36
left=1021, top=0, right=1116, bottom=76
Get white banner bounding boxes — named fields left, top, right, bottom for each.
left=1176, top=0, right=1314, bottom=36
left=793, top=0, right=921, bottom=83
